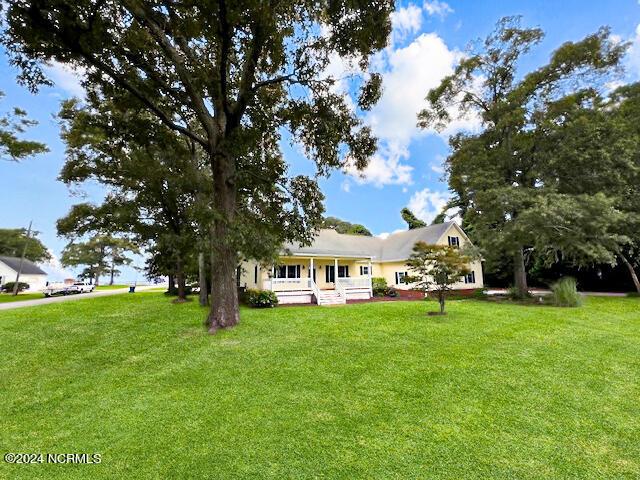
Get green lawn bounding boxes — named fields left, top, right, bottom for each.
left=0, top=292, right=43, bottom=303
left=94, top=284, right=128, bottom=290
left=1, top=294, right=639, bottom=479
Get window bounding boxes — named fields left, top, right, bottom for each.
left=464, top=271, right=476, bottom=284
left=448, top=236, right=460, bottom=248
left=274, top=265, right=301, bottom=278
left=337, top=265, right=349, bottom=278
left=287, top=265, right=301, bottom=279
left=254, top=265, right=258, bottom=284
left=359, top=266, right=370, bottom=275
left=395, top=272, right=408, bottom=284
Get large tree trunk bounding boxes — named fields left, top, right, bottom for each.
left=207, top=149, right=240, bottom=333
left=513, top=247, right=528, bottom=297
left=620, top=253, right=640, bottom=294
left=198, top=251, right=208, bottom=307
left=175, top=257, right=186, bottom=301
left=94, top=266, right=101, bottom=287
left=109, top=260, right=115, bottom=285
left=167, top=274, right=177, bottom=295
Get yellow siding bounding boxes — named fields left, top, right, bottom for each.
left=239, top=223, right=483, bottom=292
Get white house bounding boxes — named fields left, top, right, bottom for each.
left=239, top=222, right=483, bottom=305
left=0, top=256, right=48, bottom=292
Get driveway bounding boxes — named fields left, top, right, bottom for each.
left=0, top=285, right=162, bottom=311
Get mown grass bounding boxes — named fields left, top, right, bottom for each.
left=1, top=294, right=639, bottom=479
left=94, top=284, right=128, bottom=290
left=0, top=292, right=44, bottom=303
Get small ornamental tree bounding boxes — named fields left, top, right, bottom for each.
left=406, top=242, right=471, bottom=315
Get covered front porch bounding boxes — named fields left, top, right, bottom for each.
left=263, top=255, right=373, bottom=305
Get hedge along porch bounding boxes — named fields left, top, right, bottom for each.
left=239, top=223, right=484, bottom=306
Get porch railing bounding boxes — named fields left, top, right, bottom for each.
left=310, top=278, right=321, bottom=304
left=265, top=277, right=312, bottom=292
left=336, top=277, right=371, bottom=289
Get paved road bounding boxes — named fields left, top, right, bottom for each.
left=0, top=285, right=162, bottom=311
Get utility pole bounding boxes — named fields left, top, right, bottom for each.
left=12, top=220, right=32, bottom=296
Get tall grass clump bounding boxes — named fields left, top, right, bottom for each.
left=550, top=277, right=582, bottom=307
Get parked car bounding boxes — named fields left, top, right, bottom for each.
left=42, top=281, right=95, bottom=297
left=71, top=282, right=95, bottom=293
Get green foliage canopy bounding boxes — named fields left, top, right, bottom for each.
left=418, top=16, right=627, bottom=295
left=0, top=91, right=47, bottom=161
left=0, top=228, right=51, bottom=263
left=322, top=216, right=372, bottom=236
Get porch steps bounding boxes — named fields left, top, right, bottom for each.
left=316, top=290, right=346, bottom=306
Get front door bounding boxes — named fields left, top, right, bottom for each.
left=308, top=267, right=316, bottom=282
left=325, top=265, right=335, bottom=284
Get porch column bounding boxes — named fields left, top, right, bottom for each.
left=309, top=258, right=314, bottom=285
left=334, top=258, right=338, bottom=282
left=368, top=258, right=372, bottom=297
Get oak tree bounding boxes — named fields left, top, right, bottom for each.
left=418, top=17, right=626, bottom=297
left=3, top=0, right=392, bottom=331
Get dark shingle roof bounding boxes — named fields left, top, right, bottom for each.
left=0, top=256, right=47, bottom=275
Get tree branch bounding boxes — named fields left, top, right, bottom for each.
left=122, top=0, right=216, bottom=141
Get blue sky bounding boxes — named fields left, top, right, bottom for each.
left=1, top=0, right=639, bottom=281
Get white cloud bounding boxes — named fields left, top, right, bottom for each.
left=391, top=4, right=423, bottom=41
left=423, top=0, right=453, bottom=18
left=340, top=180, right=351, bottom=193
left=347, top=32, right=479, bottom=187
left=41, top=250, right=74, bottom=281
left=407, top=188, right=450, bottom=224
left=44, top=61, right=86, bottom=98
left=376, top=228, right=406, bottom=239
left=345, top=148, right=413, bottom=187
left=323, top=52, right=358, bottom=111
left=430, top=154, right=446, bottom=174
left=627, top=24, right=640, bottom=79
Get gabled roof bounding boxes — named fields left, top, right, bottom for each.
left=0, top=256, right=47, bottom=275
left=284, top=222, right=463, bottom=261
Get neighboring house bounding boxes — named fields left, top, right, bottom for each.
left=240, top=222, right=483, bottom=305
left=0, top=256, right=48, bottom=292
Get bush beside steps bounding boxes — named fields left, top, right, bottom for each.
left=245, top=289, right=279, bottom=308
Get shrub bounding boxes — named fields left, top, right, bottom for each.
left=472, top=288, right=488, bottom=300
left=1, top=281, right=30, bottom=293
left=386, top=287, right=398, bottom=297
left=626, top=292, right=640, bottom=298
left=550, top=277, right=582, bottom=307
left=507, top=286, right=531, bottom=300
left=372, top=277, right=388, bottom=297
left=246, top=289, right=279, bottom=308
